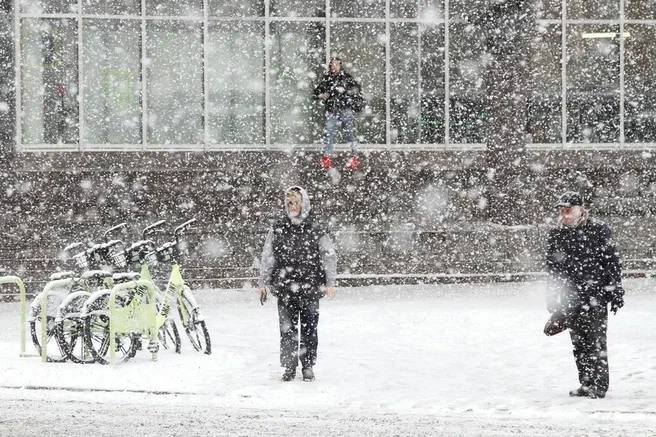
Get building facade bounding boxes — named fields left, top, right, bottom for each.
left=1, top=0, right=656, bottom=288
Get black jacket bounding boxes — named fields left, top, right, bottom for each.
left=270, top=212, right=327, bottom=294
left=313, top=71, right=361, bottom=113
left=546, top=219, right=623, bottom=315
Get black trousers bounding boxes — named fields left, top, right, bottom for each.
left=569, top=305, right=609, bottom=393
left=277, top=293, right=320, bottom=370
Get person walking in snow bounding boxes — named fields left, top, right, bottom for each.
left=545, top=191, right=624, bottom=399
left=313, top=57, right=364, bottom=171
left=258, top=186, right=337, bottom=382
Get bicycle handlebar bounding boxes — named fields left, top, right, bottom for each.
left=142, top=220, right=167, bottom=239
left=103, top=222, right=127, bottom=241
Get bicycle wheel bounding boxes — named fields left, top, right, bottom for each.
left=158, top=318, right=181, bottom=354
left=178, top=294, right=211, bottom=354
left=186, top=320, right=211, bottom=355
left=55, top=317, right=94, bottom=364
left=29, top=316, right=68, bottom=362
left=84, top=312, right=139, bottom=365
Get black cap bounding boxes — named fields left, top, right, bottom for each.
left=555, top=191, right=584, bottom=208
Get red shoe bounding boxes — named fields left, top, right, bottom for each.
left=320, top=154, right=332, bottom=169
left=344, top=155, right=362, bottom=171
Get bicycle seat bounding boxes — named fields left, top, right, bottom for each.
left=49, top=271, right=75, bottom=281
left=81, top=270, right=113, bottom=281
left=112, top=272, right=140, bottom=283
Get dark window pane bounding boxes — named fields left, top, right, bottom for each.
left=209, top=0, right=264, bottom=17
left=626, top=0, right=656, bottom=19
left=271, top=0, right=324, bottom=17
left=392, top=0, right=444, bottom=18
left=208, top=22, right=265, bottom=144
left=391, top=23, right=420, bottom=144
left=567, top=0, right=618, bottom=20
left=331, top=22, right=386, bottom=144
left=331, top=0, right=385, bottom=18
left=527, top=25, right=561, bottom=143
left=147, top=21, right=203, bottom=144
left=82, top=0, right=140, bottom=15
left=566, top=26, right=620, bottom=143
left=21, top=19, right=79, bottom=145
left=625, top=25, right=656, bottom=142
left=420, top=24, right=445, bottom=144
left=449, top=22, right=486, bottom=143
left=146, top=0, right=203, bottom=16
left=270, top=21, right=325, bottom=143
left=21, top=0, right=77, bottom=14
left=83, top=20, right=141, bottom=144
left=534, top=0, right=561, bottom=19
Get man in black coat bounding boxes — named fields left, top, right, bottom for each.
left=313, top=57, right=363, bottom=171
left=545, top=191, right=625, bottom=399
left=258, top=186, right=337, bottom=382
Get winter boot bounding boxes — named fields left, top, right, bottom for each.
left=569, top=386, right=589, bottom=397
left=320, top=154, right=333, bottom=169
left=569, top=385, right=604, bottom=398
left=282, top=367, right=296, bottom=382
left=344, top=155, right=362, bottom=171
left=302, top=367, right=315, bottom=382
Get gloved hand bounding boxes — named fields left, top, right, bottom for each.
left=610, top=295, right=624, bottom=315
left=259, top=288, right=267, bottom=305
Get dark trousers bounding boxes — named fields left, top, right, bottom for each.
left=569, top=305, right=609, bottom=393
left=277, top=293, right=320, bottom=370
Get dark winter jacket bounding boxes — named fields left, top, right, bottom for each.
left=259, top=186, right=337, bottom=297
left=313, top=71, right=362, bottom=113
left=545, top=219, right=623, bottom=316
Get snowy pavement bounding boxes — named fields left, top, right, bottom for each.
left=0, top=279, right=655, bottom=436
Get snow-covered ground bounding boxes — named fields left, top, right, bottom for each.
left=0, top=279, right=655, bottom=436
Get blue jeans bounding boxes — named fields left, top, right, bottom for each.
left=323, top=109, right=358, bottom=155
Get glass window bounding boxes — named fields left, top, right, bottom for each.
left=21, top=0, right=77, bottom=14
left=527, top=25, right=561, bottom=143
left=567, top=0, right=618, bottom=20
left=626, top=0, right=656, bottom=19
left=269, top=21, right=325, bottom=144
left=207, top=22, right=265, bottom=144
left=566, top=26, right=619, bottom=143
left=449, top=22, right=486, bottom=143
left=330, top=0, right=385, bottom=18
left=391, top=23, right=420, bottom=144
left=331, top=22, right=386, bottom=144
left=83, top=20, right=141, bottom=144
left=625, top=25, right=656, bottom=142
left=534, top=0, right=560, bottom=19
left=21, top=19, right=78, bottom=145
left=271, top=0, right=324, bottom=17
left=146, top=21, right=203, bottom=144
left=420, top=24, right=445, bottom=144
left=208, top=0, right=264, bottom=17
left=82, top=0, right=140, bottom=15
left=146, top=0, right=203, bottom=16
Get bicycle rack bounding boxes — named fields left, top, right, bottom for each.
left=0, top=275, right=34, bottom=358
left=38, top=278, right=76, bottom=362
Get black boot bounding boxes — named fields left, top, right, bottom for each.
left=302, top=367, right=315, bottom=382
left=569, top=386, right=589, bottom=397
left=282, top=367, right=296, bottom=382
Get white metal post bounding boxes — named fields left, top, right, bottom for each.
left=619, top=0, right=625, bottom=145
left=561, top=0, right=567, bottom=147
left=77, top=0, right=84, bottom=150
left=444, top=0, right=450, bottom=146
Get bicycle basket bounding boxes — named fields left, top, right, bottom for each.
left=145, top=251, right=159, bottom=266
left=72, top=252, right=89, bottom=270
left=111, top=249, right=127, bottom=269
left=155, top=242, right=176, bottom=264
